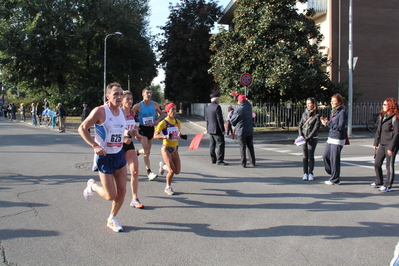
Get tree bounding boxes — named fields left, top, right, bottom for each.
left=149, top=84, right=163, bottom=103
left=209, top=0, right=332, bottom=103
left=158, top=0, right=222, bottom=103
left=0, top=0, right=157, bottom=109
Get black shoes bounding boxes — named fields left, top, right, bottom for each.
left=217, top=162, right=229, bottom=166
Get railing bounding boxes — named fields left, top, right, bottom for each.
left=191, top=102, right=382, bottom=128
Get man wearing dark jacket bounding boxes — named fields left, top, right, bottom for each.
left=57, top=103, right=67, bottom=133
left=206, top=93, right=228, bottom=165
left=231, top=94, right=255, bottom=168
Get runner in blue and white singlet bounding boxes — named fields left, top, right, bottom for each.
left=79, top=82, right=130, bottom=233
left=94, top=104, right=126, bottom=154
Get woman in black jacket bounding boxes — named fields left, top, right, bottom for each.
left=298, top=97, right=321, bottom=181
left=321, top=94, right=348, bottom=185
left=372, top=98, right=399, bottom=192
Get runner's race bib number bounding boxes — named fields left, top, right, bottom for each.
left=107, top=133, right=123, bottom=148
left=167, top=126, right=179, bottom=141
left=111, top=134, right=122, bottom=142
left=142, top=116, right=154, bottom=126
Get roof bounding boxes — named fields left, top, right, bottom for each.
left=218, top=0, right=238, bottom=24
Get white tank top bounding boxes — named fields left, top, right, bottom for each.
left=94, top=105, right=126, bottom=154
left=125, top=109, right=136, bottom=131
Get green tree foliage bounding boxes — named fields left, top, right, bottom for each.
left=149, top=84, right=163, bottom=103
left=158, top=0, right=222, bottom=103
left=209, top=0, right=332, bottom=103
left=0, top=0, right=157, bottom=110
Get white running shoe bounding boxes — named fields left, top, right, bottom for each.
left=325, top=180, right=340, bottom=185
left=390, top=240, right=399, bottom=266
left=380, top=186, right=392, bottom=192
left=164, top=187, right=174, bottom=195
left=107, top=217, right=123, bottom=232
left=370, top=182, right=380, bottom=188
left=83, top=179, right=96, bottom=201
left=308, top=174, right=314, bottom=181
left=159, top=161, right=165, bottom=175
left=148, top=172, right=158, bottom=181
left=302, top=174, right=308, bottom=181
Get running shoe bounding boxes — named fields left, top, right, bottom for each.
left=148, top=172, right=158, bottom=181
left=164, top=187, right=174, bottom=195
left=308, top=174, right=314, bottom=181
left=107, top=217, right=123, bottom=232
left=370, top=183, right=381, bottom=188
left=83, top=179, right=96, bottom=201
left=159, top=161, right=165, bottom=175
left=379, top=186, right=392, bottom=192
left=390, top=240, right=399, bottom=266
left=302, top=174, right=308, bottom=181
left=325, top=180, right=340, bottom=185
left=130, top=198, right=144, bottom=209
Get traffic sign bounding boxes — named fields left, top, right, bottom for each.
left=240, top=73, right=252, bottom=86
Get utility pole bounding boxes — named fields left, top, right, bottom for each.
left=347, top=0, right=353, bottom=136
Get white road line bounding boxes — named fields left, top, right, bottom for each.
left=360, top=145, right=374, bottom=148
left=341, top=156, right=374, bottom=162
left=275, top=150, right=292, bottom=153
left=341, top=161, right=374, bottom=169
left=256, top=144, right=381, bottom=169
left=185, top=119, right=206, bottom=130
left=257, top=147, right=293, bottom=153
left=256, top=147, right=280, bottom=151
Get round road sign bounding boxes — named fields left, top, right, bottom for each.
left=240, top=73, right=253, bottom=86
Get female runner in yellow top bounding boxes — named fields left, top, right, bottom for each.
left=154, top=103, right=187, bottom=195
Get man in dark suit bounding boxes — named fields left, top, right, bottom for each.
left=206, top=93, right=228, bottom=165
left=230, top=94, right=255, bottom=168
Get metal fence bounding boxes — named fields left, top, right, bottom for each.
left=191, top=102, right=382, bottom=128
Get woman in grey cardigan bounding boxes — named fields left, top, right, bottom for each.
left=298, top=97, right=321, bottom=181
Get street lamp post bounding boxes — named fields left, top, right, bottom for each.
left=103, top=32, right=122, bottom=103
left=347, top=0, right=353, bottom=136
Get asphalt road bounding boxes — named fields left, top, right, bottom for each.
left=0, top=116, right=398, bottom=266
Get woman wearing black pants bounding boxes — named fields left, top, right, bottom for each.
left=372, top=98, right=399, bottom=192
left=298, top=97, right=321, bottom=181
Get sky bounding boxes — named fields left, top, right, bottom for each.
left=149, top=0, right=232, bottom=86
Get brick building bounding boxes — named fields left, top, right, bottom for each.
left=218, top=0, right=399, bottom=102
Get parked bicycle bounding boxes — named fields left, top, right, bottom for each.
left=367, top=113, right=379, bottom=132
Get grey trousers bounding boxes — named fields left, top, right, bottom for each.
left=323, top=143, right=343, bottom=183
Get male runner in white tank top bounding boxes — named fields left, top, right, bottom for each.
left=79, top=82, right=136, bottom=233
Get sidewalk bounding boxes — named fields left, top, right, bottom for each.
left=180, top=113, right=375, bottom=144
left=3, top=117, right=89, bottom=134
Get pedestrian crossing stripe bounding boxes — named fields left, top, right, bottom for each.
left=255, top=145, right=399, bottom=171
